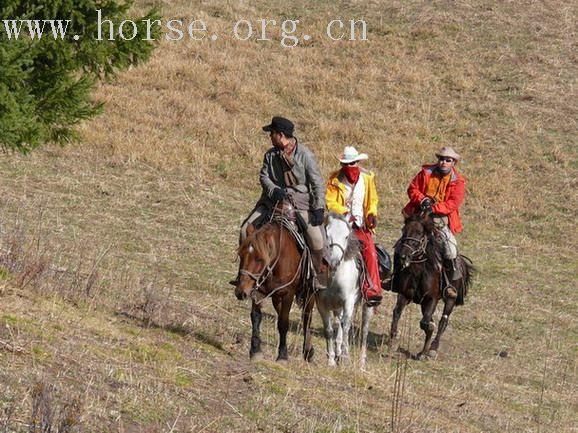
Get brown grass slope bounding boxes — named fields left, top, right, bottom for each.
left=0, top=0, right=576, bottom=432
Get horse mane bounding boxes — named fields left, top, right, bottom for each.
left=328, top=211, right=348, bottom=223
left=327, top=212, right=360, bottom=261
left=426, top=234, right=442, bottom=269
left=404, top=213, right=435, bottom=233
left=344, top=234, right=360, bottom=261
left=238, top=223, right=278, bottom=268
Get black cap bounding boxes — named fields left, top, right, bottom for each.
left=262, top=116, right=294, bottom=137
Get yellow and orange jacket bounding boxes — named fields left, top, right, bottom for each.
left=326, top=170, right=378, bottom=230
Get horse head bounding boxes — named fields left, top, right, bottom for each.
left=395, top=214, right=435, bottom=269
left=233, top=224, right=276, bottom=301
left=325, top=212, right=357, bottom=271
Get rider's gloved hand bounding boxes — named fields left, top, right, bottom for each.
left=311, top=208, right=325, bottom=226
left=420, top=197, right=434, bottom=213
left=347, top=214, right=359, bottom=229
left=366, top=214, right=377, bottom=229
left=271, top=188, right=287, bottom=202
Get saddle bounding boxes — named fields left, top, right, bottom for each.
left=353, top=241, right=392, bottom=294
left=271, top=199, right=297, bottom=224
left=270, top=200, right=316, bottom=297
left=375, top=242, right=392, bottom=282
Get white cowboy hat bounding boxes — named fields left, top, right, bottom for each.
left=435, top=146, right=461, bottom=162
left=337, top=146, right=368, bottom=164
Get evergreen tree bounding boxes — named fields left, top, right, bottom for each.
left=0, top=0, right=160, bottom=153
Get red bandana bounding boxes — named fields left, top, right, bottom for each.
left=341, top=166, right=360, bottom=184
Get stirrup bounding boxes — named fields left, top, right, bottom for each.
left=365, top=295, right=382, bottom=307
left=313, top=277, right=327, bottom=291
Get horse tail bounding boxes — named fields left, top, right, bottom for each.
left=456, top=255, right=474, bottom=306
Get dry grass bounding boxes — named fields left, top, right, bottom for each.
left=1, top=0, right=577, bottom=432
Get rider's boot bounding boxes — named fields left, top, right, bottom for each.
left=312, top=249, right=328, bottom=290
left=443, top=258, right=461, bottom=299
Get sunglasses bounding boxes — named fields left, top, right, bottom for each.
left=341, top=161, right=358, bottom=166
left=437, top=157, right=454, bottom=163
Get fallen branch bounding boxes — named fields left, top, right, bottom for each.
left=0, top=339, right=26, bottom=354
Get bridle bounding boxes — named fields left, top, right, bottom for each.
left=394, top=233, right=428, bottom=266
left=327, top=217, right=351, bottom=271
left=328, top=241, right=346, bottom=266
left=238, top=218, right=306, bottom=304
left=239, top=255, right=281, bottom=294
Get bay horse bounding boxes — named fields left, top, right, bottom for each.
left=317, top=213, right=374, bottom=368
left=232, top=211, right=316, bottom=362
left=389, top=213, right=473, bottom=359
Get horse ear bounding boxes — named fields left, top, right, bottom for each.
left=402, top=211, right=411, bottom=225
left=246, top=223, right=255, bottom=237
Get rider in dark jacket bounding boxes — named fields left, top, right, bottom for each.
left=237, top=116, right=327, bottom=289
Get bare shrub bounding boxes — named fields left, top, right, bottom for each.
left=138, top=281, right=162, bottom=327
left=1, top=400, right=16, bottom=433
left=130, top=278, right=173, bottom=328
left=0, top=214, right=111, bottom=305
left=29, top=382, right=82, bottom=433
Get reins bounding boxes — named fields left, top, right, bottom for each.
left=327, top=214, right=356, bottom=270
left=394, top=234, right=428, bottom=265
left=239, top=216, right=306, bottom=305
left=328, top=242, right=346, bottom=263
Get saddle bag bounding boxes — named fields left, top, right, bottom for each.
left=375, top=242, right=392, bottom=281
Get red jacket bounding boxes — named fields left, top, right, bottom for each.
left=402, top=164, right=466, bottom=233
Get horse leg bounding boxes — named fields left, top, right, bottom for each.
left=333, top=308, right=345, bottom=362
left=337, top=301, right=355, bottom=363
left=318, top=301, right=336, bottom=366
left=339, top=299, right=356, bottom=364
left=360, top=304, right=374, bottom=369
left=416, top=297, right=438, bottom=360
left=272, top=295, right=292, bottom=362
left=249, top=300, right=263, bottom=361
left=430, top=297, right=456, bottom=353
left=301, top=290, right=315, bottom=362
left=389, top=294, right=409, bottom=352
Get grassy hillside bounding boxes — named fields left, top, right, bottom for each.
left=0, top=0, right=576, bottom=432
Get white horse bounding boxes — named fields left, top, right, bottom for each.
left=316, top=213, right=374, bottom=368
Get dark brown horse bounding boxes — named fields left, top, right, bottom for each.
left=233, top=220, right=316, bottom=362
left=389, top=214, right=473, bottom=359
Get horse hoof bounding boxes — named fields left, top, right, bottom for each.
left=304, top=347, right=315, bottom=362
left=328, top=359, right=337, bottom=367
left=250, top=352, right=263, bottom=362
left=414, top=351, right=433, bottom=361
left=276, top=357, right=288, bottom=364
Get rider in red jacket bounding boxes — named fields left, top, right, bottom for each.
left=403, top=147, right=466, bottom=296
